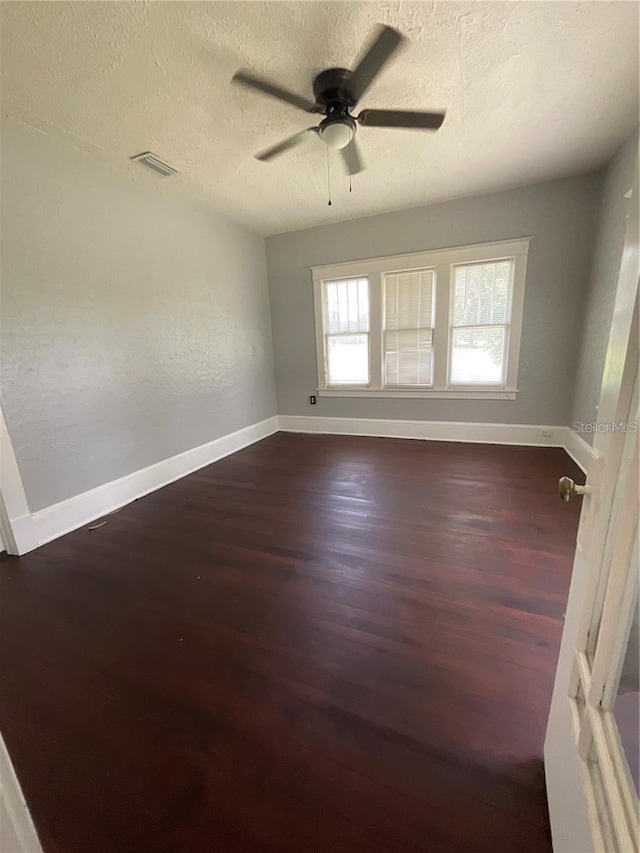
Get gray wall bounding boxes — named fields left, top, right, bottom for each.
left=266, top=174, right=601, bottom=425
left=0, top=118, right=276, bottom=512
left=570, top=131, right=639, bottom=442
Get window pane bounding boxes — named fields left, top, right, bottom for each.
left=454, top=261, right=512, bottom=326
left=450, top=327, right=506, bottom=385
left=325, top=278, right=369, bottom=334
left=384, top=269, right=434, bottom=386
left=385, top=329, right=433, bottom=386
left=385, top=270, right=434, bottom=330
left=327, top=334, right=368, bottom=384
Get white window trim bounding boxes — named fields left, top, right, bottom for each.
left=311, top=238, right=532, bottom=399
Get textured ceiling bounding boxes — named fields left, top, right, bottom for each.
left=1, top=1, right=638, bottom=235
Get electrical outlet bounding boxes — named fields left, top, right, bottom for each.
left=309, top=395, right=317, bottom=405
left=542, top=429, right=553, bottom=438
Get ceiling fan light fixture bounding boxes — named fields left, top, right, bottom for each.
left=319, top=118, right=355, bottom=150
left=232, top=24, right=446, bottom=175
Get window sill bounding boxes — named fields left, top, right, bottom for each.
left=318, top=388, right=518, bottom=400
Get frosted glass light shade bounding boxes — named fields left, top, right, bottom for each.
left=319, top=121, right=354, bottom=150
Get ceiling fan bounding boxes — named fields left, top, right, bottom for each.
left=231, top=24, right=446, bottom=175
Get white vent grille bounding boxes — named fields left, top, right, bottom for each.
left=130, top=152, right=178, bottom=177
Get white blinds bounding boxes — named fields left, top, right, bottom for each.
left=325, top=279, right=369, bottom=333
left=450, top=260, right=512, bottom=385
left=384, top=270, right=435, bottom=386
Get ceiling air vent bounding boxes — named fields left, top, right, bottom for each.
left=130, top=152, right=178, bottom=177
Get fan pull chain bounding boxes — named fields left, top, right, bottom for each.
left=327, top=147, right=332, bottom=206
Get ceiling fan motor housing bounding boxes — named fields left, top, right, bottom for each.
left=312, top=67, right=356, bottom=108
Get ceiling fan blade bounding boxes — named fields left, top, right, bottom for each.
left=357, top=109, right=446, bottom=130
left=255, top=128, right=318, bottom=162
left=340, top=139, right=365, bottom=176
left=347, top=25, right=406, bottom=103
left=232, top=70, right=318, bottom=113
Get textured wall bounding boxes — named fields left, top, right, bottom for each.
left=570, top=130, right=639, bottom=443
left=1, top=117, right=276, bottom=512
left=266, top=173, right=601, bottom=425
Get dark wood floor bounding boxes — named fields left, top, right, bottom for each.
left=0, top=433, right=583, bottom=853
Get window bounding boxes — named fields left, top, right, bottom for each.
left=450, top=260, right=512, bottom=386
left=312, top=239, right=530, bottom=399
left=323, top=278, right=369, bottom=385
left=384, top=270, right=435, bottom=387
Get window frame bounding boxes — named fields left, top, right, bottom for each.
left=383, top=268, right=437, bottom=389
left=311, top=238, right=531, bottom=399
left=448, top=258, right=515, bottom=389
left=322, top=276, right=371, bottom=387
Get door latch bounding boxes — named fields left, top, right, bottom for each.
left=559, top=476, right=591, bottom=502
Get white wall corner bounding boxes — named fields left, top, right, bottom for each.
left=564, top=428, right=598, bottom=475
left=31, top=415, right=279, bottom=548
left=277, top=415, right=567, bottom=448
left=0, top=408, right=39, bottom=555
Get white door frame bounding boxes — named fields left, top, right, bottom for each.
left=0, top=732, right=43, bottom=852
left=545, top=161, right=639, bottom=851
left=0, top=405, right=39, bottom=554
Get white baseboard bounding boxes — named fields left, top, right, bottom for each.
left=564, top=429, right=598, bottom=475
left=17, top=414, right=597, bottom=553
left=31, top=416, right=278, bottom=548
left=277, top=415, right=567, bottom=448
left=5, top=514, right=40, bottom=555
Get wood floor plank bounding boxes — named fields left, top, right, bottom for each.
left=0, top=434, right=583, bottom=852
